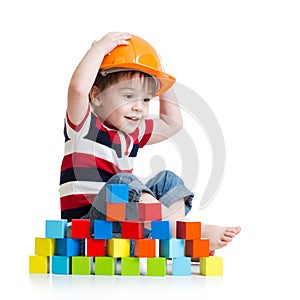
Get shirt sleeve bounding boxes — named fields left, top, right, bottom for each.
left=139, top=119, right=154, bottom=148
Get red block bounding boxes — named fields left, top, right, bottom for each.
left=176, top=221, right=201, bottom=240
left=71, top=219, right=90, bottom=238
left=86, top=238, right=105, bottom=257
left=134, top=239, right=156, bottom=257
left=185, top=239, right=210, bottom=258
left=121, top=221, right=144, bottom=239
left=106, top=203, right=126, bottom=221
left=138, top=202, right=162, bottom=221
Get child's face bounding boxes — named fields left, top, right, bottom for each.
left=94, top=74, right=153, bottom=135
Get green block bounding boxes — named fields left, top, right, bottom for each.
left=147, top=258, right=166, bottom=276
left=95, top=257, right=115, bottom=275
left=71, top=256, right=91, bottom=275
left=121, top=257, right=140, bottom=276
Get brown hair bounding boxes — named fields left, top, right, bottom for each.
left=92, top=70, right=158, bottom=98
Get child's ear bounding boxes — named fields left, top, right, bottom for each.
left=90, top=86, right=102, bottom=106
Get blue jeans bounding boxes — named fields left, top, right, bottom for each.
left=82, top=170, right=194, bottom=238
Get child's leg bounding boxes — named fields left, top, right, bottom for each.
left=144, top=170, right=241, bottom=251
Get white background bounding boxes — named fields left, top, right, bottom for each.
left=1, top=0, right=300, bottom=299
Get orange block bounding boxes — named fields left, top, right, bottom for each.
left=185, top=239, right=210, bottom=258
left=134, top=239, right=156, bottom=257
left=106, top=203, right=126, bottom=221
left=176, top=221, right=201, bottom=240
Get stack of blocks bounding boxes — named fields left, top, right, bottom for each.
left=29, top=184, right=223, bottom=276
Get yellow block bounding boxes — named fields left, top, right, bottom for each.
left=35, top=237, right=55, bottom=256
left=200, top=256, right=223, bottom=276
left=29, top=255, right=49, bottom=274
left=106, top=238, right=130, bottom=258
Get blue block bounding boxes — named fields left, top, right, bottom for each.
left=151, top=220, right=172, bottom=239
left=159, top=238, right=184, bottom=258
left=94, top=220, right=113, bottom=239
left=45, top=219, right=68, bottom=238
left=172, top=257, right=191, bottom=276
left=106, top=184, right=129, bottom=203
left=52, top=256, right=70, bottom=274
left=55, top=238, right=81, bottom=256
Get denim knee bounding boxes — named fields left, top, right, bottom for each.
left=107, top=172, right=154, bottom=202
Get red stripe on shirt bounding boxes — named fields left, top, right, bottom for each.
left=60, top=194, right=95, bottom=211
left=61, top=153, right=133, bottom=174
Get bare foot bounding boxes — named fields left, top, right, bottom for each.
left=202, top=225, right=241, bottom=251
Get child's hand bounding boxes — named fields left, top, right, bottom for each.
left=92, top=32, right=132, bottom=56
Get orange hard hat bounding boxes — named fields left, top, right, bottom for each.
left=100, top=35, right=176, bottom=95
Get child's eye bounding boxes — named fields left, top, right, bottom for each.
left=123, top=94, right=134, bottom=100
left=143, top=98, right=151, bottom=103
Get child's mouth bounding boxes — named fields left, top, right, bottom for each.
left=125, top=116, right=140, bottom=122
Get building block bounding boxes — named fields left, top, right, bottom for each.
left=94, top=257, right=116, bottom=275
left=126, top=202, right=138, bottom=220
left=151, top=220, right=172, bottom=239
left=147, top=258, right=166, bottom=276
left=134, top=239, right=156, bottom=257
left=159, top=238, right=185, bottom=258
left=176, top=221, right=201, bottom=240
left=35, top=237, right=55, bottom=256
left=71, top=219, right=90, bottom=238
left=106, top=184, right=129, bottom=203
left=86, top=238, right=105, bottom=257
left=121, top=221, right=144, bottom=239
left=29, top=255, right=49, bottom=274
left=45, top=219, right=67, bottom=238
left=71, top=256, right=91, bottom=275
left=185, top=239, right=210, bottom=258
left=52, top=256, right=70, bottom=275
left=172, top=257, right=191, bottom=276
left=94, top=220, right=113, bottom=239
left=106, top=203, right=126, bottom=221
left=106, top=238, right=130, bottom=258
left=121, top=257, right=140, bottom=276
left=200, top=256, right=223, bottom=276
left=55, top=238, right=81, bottom=256
left=138, top=202, right=162, bottom=221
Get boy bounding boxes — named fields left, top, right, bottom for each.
left=59, top=32, right=240, bottom=253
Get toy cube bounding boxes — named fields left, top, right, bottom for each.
left=121, top=221, right=144, bottom=239
left=172, top=257, right=191, bottom=276
left=106, top=238, right=130, bottom=258
left=200, top=256, right=223, bottom=276
left=106, top=184, right=129, bottom=203
left=121, top=257, right=140, bottom=276
left=35, top=237, right=55, bottom=256
left=94, top=257, right=116, bottom=275
left=138, top=202, right=162, bottom=221
left=94, top=220, right=113, bottom=239
left=151, top=220, right=172, bottom=239
left=72, top=256, right=91, bottom=275
left=55, top=238, right=81, bottom=256
left=71, top=219, right=90, bottom=238
left=29, top=256, right=49, bottom=274
left=147, top=258, right=166, bottom=276
left=52, top=256, right=70, bottom=275
left=134, top=239, right=156, bottom=257
left=45, top=219, right=68, bottom=238
left=176, top=221, right=201, bottom=240
left=126, top=202, right=138, bottom=220
left=106, top=203, right=126, bottom=221
left=159, top=238, right=184, bottom=258
left=185, top=239, right=210, bottom=258
left=86, top=238, right=105, bottom=257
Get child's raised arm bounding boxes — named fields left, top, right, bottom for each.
left=67, top=32, right=132, bottom=125
left=147, top=87, right=183, bottom=144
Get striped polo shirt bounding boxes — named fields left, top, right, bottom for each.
left=59, top=105, right=153, bottom=220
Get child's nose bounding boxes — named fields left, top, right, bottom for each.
left=132, top=100, right=143, bottom=112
